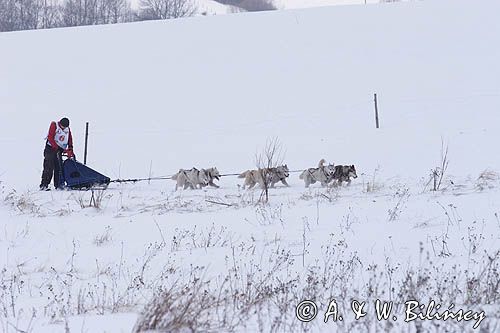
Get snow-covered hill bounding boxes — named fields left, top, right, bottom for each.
left=1, top=0, right=499, bottom=332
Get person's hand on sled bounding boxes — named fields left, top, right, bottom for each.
left=64, top=148, right=75, bottom=159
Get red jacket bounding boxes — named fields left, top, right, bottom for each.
left=47, top=121, right=73, bottom=151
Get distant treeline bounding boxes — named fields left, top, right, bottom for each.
left=0, top=0, right=277, bottom=32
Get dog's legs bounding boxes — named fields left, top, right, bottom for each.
left=306, top=174, right=316, bottom=187
left=246, top=179, right=255, bottom=189
left=209, top=181, right=220, bottom=188
left=281, top=179, right=289, bottom=187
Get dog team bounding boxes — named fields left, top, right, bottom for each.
left=171, top=159, right=357, bottom=190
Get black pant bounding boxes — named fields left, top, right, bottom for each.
left=40, top=145, right=63, bottom=188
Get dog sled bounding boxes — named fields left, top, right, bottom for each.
left=59, top=157, right=110, bottom=190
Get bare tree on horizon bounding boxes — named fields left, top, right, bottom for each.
left=138, top=0, right=195, bottom=20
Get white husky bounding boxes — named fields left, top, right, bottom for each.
left=299, top=159, right=335, bottom=188
left=172, top=167, right=221, bottom=190
left=171, top=168, right=210, bottom=190
left=238, top=165, right=290, bottom=189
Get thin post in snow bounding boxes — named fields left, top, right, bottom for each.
left=148, top=160, right=153, bottom=185
left=374, top=93, right=380, bottom=129
left=84, top=122, right=89, bottom=165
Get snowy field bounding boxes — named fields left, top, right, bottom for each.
left=1, top=0, right=500, bottom=332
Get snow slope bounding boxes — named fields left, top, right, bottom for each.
left=1, top=0, right=500, bottom=332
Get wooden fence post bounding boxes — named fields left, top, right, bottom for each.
left=84, top=122, right=89, bottom=165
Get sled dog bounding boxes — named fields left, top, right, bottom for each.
left=238, top=165, right=290, bottom=189
left=199, top=167, right=221, bottom=189
left=330, top=165, right=358, bottom=186
left=171, top=167, right=210, bottom=190
left=299, top=159, right=336, bottom=188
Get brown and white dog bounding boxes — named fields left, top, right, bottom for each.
left=238, top=165, right=290, bottom=189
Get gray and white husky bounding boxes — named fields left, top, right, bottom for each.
left=330, top=165, right=358, bottom=186
left=199, top=167, right=221, bottom=189
left=238, top=165, right=290, bottom=189
left=171, top=167, right=210, bottom=190
left=299, top=159, right=335, bottom=188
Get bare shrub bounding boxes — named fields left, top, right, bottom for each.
left=429, top=140, right=449, bottom=191
left=4, top=189, right=43, bottom=216
left=255, top=202, right=283, bottom=225
left=232, top=190, right=256, bottom=208
left=362, top=166, right=381, bottom=193
left=387, top=185, right=410, bottom=221
left=437, top=201, right=462, bottom=227
left=476, top=169, right=499, bottom=191
left=93, top=226, right=113, bottom=246
left=170, top=224, right=233, bottom=251
left=133, top=247, right=298, bottom=333
left=255, top=137, right=285, bottom=203
left=75, top=189, right=109, bottom=210
left=91, top=189, right=108, bottom=209
left=133, top=273, right=235, bottom=333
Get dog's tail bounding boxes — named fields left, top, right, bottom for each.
left=299, top=170, right=307, bottom=179
left=238, top=170, right=249, bottom=178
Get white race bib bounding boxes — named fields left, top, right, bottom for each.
left=48, top=122, right=69, bottom=149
